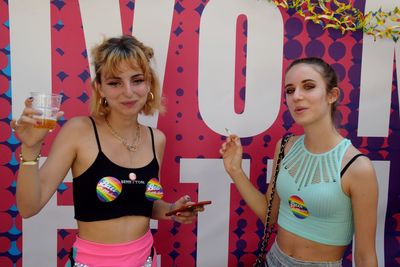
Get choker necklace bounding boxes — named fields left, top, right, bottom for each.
left=105, top=117, right=141, bottom=152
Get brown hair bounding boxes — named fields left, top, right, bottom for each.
left=89, top=35, right=165, bottom=116
left=286, top=57, right=339, bottom=123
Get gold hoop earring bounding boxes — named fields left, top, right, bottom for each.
left=148, top=92, right=154, bottom=101
left=99, top=97, right=108, bottom=107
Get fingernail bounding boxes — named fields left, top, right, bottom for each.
left=28, top=97, right=33, bottom=101
left=185, top=195, right=191, bottom=201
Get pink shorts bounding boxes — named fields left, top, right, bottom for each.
left=65, top=230, right=156, bottom=267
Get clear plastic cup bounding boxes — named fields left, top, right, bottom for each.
left=30, top=92, right=62, bottom=130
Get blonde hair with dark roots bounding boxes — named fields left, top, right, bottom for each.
left=89, top=35, right=165, bottom=116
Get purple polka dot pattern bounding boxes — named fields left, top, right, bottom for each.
left=284, top=40, right=303, bottom=59
left=305, top=40, right=325, bottom=58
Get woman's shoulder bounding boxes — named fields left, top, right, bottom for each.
left=343, top=144, right=375, bottom=181
left=342, top=144, right=378, bottom=200
left=276, top=133, right=300, bottom=144
left=59, top=116, right=94, bottom=134
left=51, top=116, right=95, bottom=151
left=142, top=126, right=166, bottom=148
left=275, top=134, right=301, bottom=155
left=63, top=115, right=91, bottom=126
left=287, top=134, right=301, bottom=144
left=148, top=127, right=166, bottom=144
left=344, top=144, right=371, bottom=163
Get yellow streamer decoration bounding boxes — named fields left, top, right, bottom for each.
left=264, top=0, right=400, bottom=42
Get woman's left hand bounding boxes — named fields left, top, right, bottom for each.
left=169, top=195, right=205, bottom=224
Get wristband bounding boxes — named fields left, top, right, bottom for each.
left=19, top=153, right=41, bottom=165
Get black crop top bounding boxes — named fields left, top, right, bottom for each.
left=73, top=117, right=160, bottom=222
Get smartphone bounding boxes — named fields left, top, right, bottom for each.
left=165, top=200, right=212, bottom=216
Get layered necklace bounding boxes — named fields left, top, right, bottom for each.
left=105, top=116, right=141, bottom=152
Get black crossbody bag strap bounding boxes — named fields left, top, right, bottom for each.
left=253, top=134, right=292, bottom=267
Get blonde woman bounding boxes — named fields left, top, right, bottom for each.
left=12, top=35, right=200, bottom=267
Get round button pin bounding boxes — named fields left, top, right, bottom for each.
left=129, top=172, right=136, bottom=181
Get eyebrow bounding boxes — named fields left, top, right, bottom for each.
left=105, top=73, right=144, bottom=80
left=131, top=73, right=144, bottom=78
left=284, top=79, right=316, bottom=88
left=301, top=79, right=316, bottom=83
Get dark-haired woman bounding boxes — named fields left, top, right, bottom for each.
left=220, top=57, right=378, bottom=267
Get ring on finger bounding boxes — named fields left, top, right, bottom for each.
left=12, top=120, right=20, bottom=131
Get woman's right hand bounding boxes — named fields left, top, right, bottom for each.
left=10, top=97, right=63, bottom=148
left=219, top=134, right=244, bottom=176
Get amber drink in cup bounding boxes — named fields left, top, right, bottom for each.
left=30, top=92, right=62, bottom=130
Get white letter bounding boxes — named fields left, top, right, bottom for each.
left=133, top=0, right=175, bottom=127
left=352, top=160, right=389, bottom=267
left=180, top=158, right=250, bottom=267
left=199, top=0, right=284, bottom=137
left=358, top=0, right=400, bottom=137
left=9, top=1, right=51, bottom=118
left=22, top=159, right=76, bottom=267
left=79, top=0, right=122, bottom=77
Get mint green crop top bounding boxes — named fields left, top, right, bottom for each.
left=276, top=135, right=354, bottom=246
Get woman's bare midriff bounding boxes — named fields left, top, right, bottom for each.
left=77, top=215, right=150, bottom=244
left=276, top=227, right=347, bottom=262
